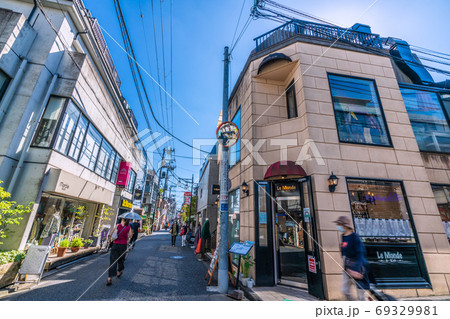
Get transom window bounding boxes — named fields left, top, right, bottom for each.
left=328, top=74, right=391, bottom=146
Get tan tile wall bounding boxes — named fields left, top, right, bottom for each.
left=227, top=40, right=450, bottom=300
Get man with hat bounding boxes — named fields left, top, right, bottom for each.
left=334, top=215, right=369, bottom=301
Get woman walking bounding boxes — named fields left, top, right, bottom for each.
left=334, top=216, right=369, bottom=300
left=107, top=218, right=133, bottom=286
left=181, top=224, right=188, bottom=247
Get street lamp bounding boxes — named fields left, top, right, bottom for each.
left=328, top=172, right=339, bottom=192
left=241, top=181, right=249, bottom=197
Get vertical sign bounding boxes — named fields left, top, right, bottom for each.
left=308, top=255, right=316, bottom=273
left=116, top=161, right=131, bottom=186
left=184, top=192, right=192, bottom=205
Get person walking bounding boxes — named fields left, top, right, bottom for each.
left=200, top=219, right=211, bottom=260
left=170, top=221, right=179, bottom=246
left=334, top=216, right=369, bottom=301
left=181, top=224, right=188, bottom=247
left=107, top=218, right=132, bottom=286
left=129, top=220, right=140, bottom=249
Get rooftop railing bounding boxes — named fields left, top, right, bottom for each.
left=254, top=19, right=382, bottom=52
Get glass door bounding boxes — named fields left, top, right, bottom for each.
left=274, top=181, right=307, bottom=286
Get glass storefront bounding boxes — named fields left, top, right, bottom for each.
left=27, top=194, right=99, bottom=246
left=347, top=178, right=430, bottom=288
left=431, top=184, right=450, bottom=243
left=228, top=188, right=240, bottom=264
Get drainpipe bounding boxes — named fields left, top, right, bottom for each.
left=27, top=0, right=38, bottom=23
left=0, top=58, right=28, bottom=125
left=7, top=73, right=58, bottom=194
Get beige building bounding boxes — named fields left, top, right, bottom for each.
left=226, top=20, right=450, bottom=300
left=0, top=0, right=144, bottom=251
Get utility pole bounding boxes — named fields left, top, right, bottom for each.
left=218, top=46, right=230, bottom=294
left=188, top=173, right=194, bottom=226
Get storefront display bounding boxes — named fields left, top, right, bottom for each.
left=228, top=188, right=240, bottom=264
left=347, top=178, right=430, bottom=288
left=431, top=184, right=450, bottom=243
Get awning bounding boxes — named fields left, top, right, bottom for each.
left=263, top=161, right=307, bottom=181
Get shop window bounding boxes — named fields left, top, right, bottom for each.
left=105, top=150, right=117, bottom=181
left=228, top=188, right=240, bottom=264
left=95, top=139, right=113, bottom=178
left=431, top=184, right=450, bottom=243
left=256, top=182, right=269, bottom=247
left=0, top=69, right=10, bottom=102
left=328, top=74, right=391, bottom=146
left=68, top=115, right=88, bottom=160
left=32, top=97, right=66, bottom=147
left=286, top=80, right=298, bottom=119
left=126, top=169, right=137, bottom=193
left=347, top=178, right=430, bottom=288
left=78, top=124, right=102, bottom=170
left=54, top=101, right=80, bottom=155
left=229, top=108, right=241, bottom=167
left=400, top=88, right=450, bottom=153
left=111, top=154, right=121, bottom=183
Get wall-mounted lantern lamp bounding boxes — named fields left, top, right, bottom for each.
left=241, top=181, right=249, bottom=197
left=328, top=172, right=339, bottom=192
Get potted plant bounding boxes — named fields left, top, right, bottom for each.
left=0, top=250, right=26, bottom=288
left=240, top=254, right=255, bottom=287
left=57, top=239, right=70, bottom=257
left=70, top=237, right=83, bottom=253
left=83, top=238, right=93, bottom=248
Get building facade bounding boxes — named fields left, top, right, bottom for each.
left=0, top=0, right=144, bottom=250
left=227, top=20, right=450, bottom=300
left=197, top=145, right=219, bottom=249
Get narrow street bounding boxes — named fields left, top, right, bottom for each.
left=2, top=231, right=228, bottom=301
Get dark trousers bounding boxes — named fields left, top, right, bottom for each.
left=109, top=243, right=127, bottom=277
left=171, top=235, right=177, bottom=246
left=129, top=235, right=138, bottom=247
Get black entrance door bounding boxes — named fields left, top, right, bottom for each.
left=299, top=176, right=325, bottom=300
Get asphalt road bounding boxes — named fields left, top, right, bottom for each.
left=2, top=231, right=230, bottom=301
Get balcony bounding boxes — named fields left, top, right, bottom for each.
left=254, top=19, right=382, bottom=53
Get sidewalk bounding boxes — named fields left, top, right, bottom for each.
left=243, top=285, right=319, bottom=301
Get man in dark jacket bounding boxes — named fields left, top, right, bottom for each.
left=129, top=220, right=140, bottom=249
left=170, top=221, right=179, bottom=247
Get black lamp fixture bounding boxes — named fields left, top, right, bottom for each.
left=328, top=172, right=339, bottom=192
left=241, top=181, right=249, bottom=196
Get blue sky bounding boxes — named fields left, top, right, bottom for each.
left=84, top=0, right=450, bottom=207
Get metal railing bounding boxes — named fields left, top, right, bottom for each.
left=254, top=19, right=382, bottom=52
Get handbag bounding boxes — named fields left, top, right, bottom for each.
left=110, top=225, right=126, bottom=242
left=344, top=257, right=365, bottom=280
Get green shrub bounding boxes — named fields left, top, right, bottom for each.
left=83, top=239, right=93, bottom=246
left=70, top=237, right=83, bottom=248
left=59, top=239, right=70, bottom=248
left=0, top=250, right=26, bottom=265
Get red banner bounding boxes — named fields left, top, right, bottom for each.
left=116, top=161, right=131, bottom=186
left=184, top=192, right=191, bottom=205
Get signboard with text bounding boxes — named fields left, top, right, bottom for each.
left=229, top=241, right=255, bottom=256
left=119, top=197, right=133, bottom=210
left=116, top=161, right=131, bottom=187
left=184, top=192, right=191, bottom=205
left=211, top=184, right=220, bottom=195
left=308, top=255, right=316, bottom=273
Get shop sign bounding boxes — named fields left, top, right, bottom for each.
left=259, top=211, right=267, bottom=225
left=303, top=208, right=311, bottom=222
left=275, top=182, right=299, bottom=197
left=184, top=192, right=191, bottom=205
left=365, top=245, right=427, bottom=285
left=308, top=255, right=317, bottom=273
left=220, top=194, right=228, bottom=201
left=116, top=161, right=131, bottom=187
left=134, top=188, right=142, bottom=201
left=120, top=197, right=133, bottom=209
left=221, top=203, right=228, bottom=211
left=211, top=184, right=220, bottom=195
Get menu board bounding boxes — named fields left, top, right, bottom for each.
left=229, top=241, right=255, bottom=256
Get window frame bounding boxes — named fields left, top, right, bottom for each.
left=228, top=186, right=241, bottom=265
left=345, top=176, right=431, bottom=288
left=399, top=83, right=450, bottom=155
left=286, top=79, right=298, bottom=119
left=327, top=73, right=393, bottom=148
left=0, top=68, right=11, bottom=102
left=126, top=169, right=137, bottom=194
left=32, top=96, right=121, bottom=183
